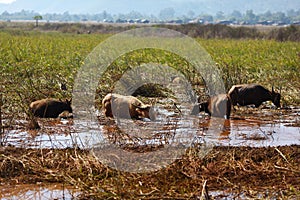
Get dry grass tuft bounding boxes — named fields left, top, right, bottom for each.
left=0, top=145, right=299, bottom=199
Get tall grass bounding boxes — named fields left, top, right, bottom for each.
left=95, top=48, right=204, bottom=106
left=0, top=29, right=299, bottom=123
left=0, top=31, right=108, bottom=119
left=200, top=38, right=300, bottom=105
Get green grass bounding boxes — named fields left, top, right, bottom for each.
left=0, top=31, right=108, bottom=117
left=200, top=38, right=300, bottom=105
left=0, top=29, right=299, bottom=119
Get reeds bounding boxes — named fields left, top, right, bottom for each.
left=0, top=145, right=299, bottom=199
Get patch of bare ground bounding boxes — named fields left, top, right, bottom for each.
left=0, top=145, right=299, bottom=199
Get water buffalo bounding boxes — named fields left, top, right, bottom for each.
left=102, top=93, right=155, bottom=120
left=228, top=84, right=281, bottom=108
left=192, top=94, right=231, bottom=119
left=30, top=98, right=72, bottom=118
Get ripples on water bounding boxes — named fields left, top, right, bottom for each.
left=2, top=107, right=300, bottom=149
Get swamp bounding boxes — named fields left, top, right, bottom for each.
left=0, top=22, right=299, bottom=199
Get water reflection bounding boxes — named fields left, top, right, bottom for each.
left=0, top=184, right=80, bottom=200
left=2, top=108, right=300, bottom=149
left=222, top=119, right=300, bottom=147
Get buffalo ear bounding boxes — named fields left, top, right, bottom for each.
left=133, top=103, right=151, bottom=110
left=279, top=86, right=282, bottom=94
left=140, top=105, right=151, bottom=110
left=66, top=98, right=72, bottom=104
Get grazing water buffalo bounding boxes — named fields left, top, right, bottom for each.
left=192, top=94, right=231, bottom=119
left=102, top=93, right=155, bottom=120
left=228, top=84, right=281, bottom=108
left=30, top=98, right=72, bottom=118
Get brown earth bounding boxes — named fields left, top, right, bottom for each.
left=0, top=145, right=299, bottom=199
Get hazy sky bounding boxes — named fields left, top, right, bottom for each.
left=0, top=0, right=15, bottom=3
left=0, top=0, right=299, bottom=15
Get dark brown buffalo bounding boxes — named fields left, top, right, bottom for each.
left=192, top=94, right=231, bottom=119
left=30, top=98, right=72, bottom=118
left=228, top=84, right=281, bottom=108
left=102, top=93, right=155, bottom=120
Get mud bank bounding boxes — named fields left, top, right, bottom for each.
left=0, top=145, right=299, bottom=199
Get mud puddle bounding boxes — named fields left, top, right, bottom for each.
left=0, top=107, right=299, bottom=199
left=2, top=119, right=105, bottom=149
left=1, top=107, right=299, bottom=149
left=213, top=118, right=300, bottom=147
left=0, top=183, right=80, bottom=200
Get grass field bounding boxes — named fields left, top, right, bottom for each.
left=200, top=38, right=300, bottom=104
left=1, top=28, right=299, bottom=119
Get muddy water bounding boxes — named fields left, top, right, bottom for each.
left=2, top=107, right=300, bottom=148
left=3, top=119, right=105, bottom=149
left=213, top=118, right=300, bottom=147
left=0, top=183, right=80, bottom=200
left=1, top=107, right=299, bottom=199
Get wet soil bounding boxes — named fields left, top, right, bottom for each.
left=0, top=106, right=299, bottom=199
left=0, top=145, right=299, bottom=199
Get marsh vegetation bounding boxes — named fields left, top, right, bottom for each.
left=0, top=23, right=299, bottom=199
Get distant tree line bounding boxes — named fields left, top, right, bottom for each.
left=2, top=19, right=299, bottom=42
left=1, top=9, right=300, bottom=24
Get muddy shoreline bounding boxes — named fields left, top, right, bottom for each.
left=0, top=145, right=299, bottom=199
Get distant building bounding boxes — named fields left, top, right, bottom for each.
left=292, top=21, right=300, bottom=25
left=188, top=18, right=204, bottom=24
left=103, top=19, right=113, bottom=23
left=257, top=20, right=274, bottom=25
left=115, top=18, right=126, bottom=23
left=141, top=19, right=150, bottom=23
left=127, top=19, right=135, bottom=23
left=166, top=19, right=183, bottom=24
left=217, top=20, right=234, bottom=25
